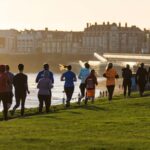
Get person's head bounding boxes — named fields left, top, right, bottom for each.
left=0, top=65, right=5, bottom=73
left=107, top=63, right=113, bottom=70
left=67, top=65, right=72, bottom=71
left=18, top=64, right=24, bottom=72
left=43, top=70, right=49, bottom=78
left=84, top=62, right=90, bottom=69
left=140, top=63, right=144, bottom=68
left=91, top=69, right=95, bottom=75
left=126, top=64, right=130, bottom=69
left=5, top=65, right=10, bottom=71
left=43, top=63, right=49, bottom=70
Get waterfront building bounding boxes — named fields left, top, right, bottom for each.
left=82, top=22, right=145, bottom=54
left=17, top=30, right=44, bottom=53
left=0, top=29, right=18, bottom=53
left=42, top=30, right=82, bottom=54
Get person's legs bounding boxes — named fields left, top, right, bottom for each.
left=78, top=83, right=86, bottom=104
left=109, top=85, right=115, bottom=100
left=80, top=83, right=86, bottom=98
left=38, top=95, right=44, bottom=113
left=12, top=92, right=20, bottom=115
left=45, top=95, right=50, bottom=113
left=123, top=80, right=127, bottom=97
left=65, top=87, right=74, bottom=107
left=49, top=90, right=52, bottom=107
left=107, top=85, right=115, bottom=101
left=138, top=81, right=145, bottom=96
left=84, top=96, right=88, bottom=105
left=7, top=92, right=13, bottom=110
left=2, top=100, right=8, bottom=120
left=91, top=96, right=94, bottom=103
left=21, top=95, right=26, bottom=116
left=1, top=93, right=9, bottom=120
left=128, top=80, right=132, bottom=97
left=107, top=86, right=111, bottom=101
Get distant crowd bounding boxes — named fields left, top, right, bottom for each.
left=0, top=62, right=150, bottom=121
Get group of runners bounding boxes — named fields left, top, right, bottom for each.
left=0, top=62, right=150, bottom=121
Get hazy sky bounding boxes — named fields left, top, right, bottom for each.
left=0, top=0, right=150, bottom=31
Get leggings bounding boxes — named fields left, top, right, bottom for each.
left=107, top=85, right=115, bottom=101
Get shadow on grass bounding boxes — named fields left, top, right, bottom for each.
left=0, top=103, right=108, bottom=121
left=1, top=91, right=149, bottom=121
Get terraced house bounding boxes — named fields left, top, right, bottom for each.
left=0, top=22, right=150, bottom=54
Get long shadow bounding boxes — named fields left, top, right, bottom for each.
left=0, top=103, right=108, bottom=121
left=0, top=108, right=62, bottom=121
left=1, top=91, right=149, bottom=121
left=74, top=104, right=107, bottom=111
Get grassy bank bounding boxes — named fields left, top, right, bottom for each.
left=0, top=92, right=150, bottom=150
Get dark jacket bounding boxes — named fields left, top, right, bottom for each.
left=135, top=67, right=148, bottom=84
left=122, top=68, right=132, bottom=80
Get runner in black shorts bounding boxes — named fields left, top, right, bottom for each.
left=11, top=64, right=30, bottom=116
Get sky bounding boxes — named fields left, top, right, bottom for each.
left=0, top=0, right=150, bottom=31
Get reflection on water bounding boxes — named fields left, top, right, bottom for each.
left=0, top=74, right=104, bottom=111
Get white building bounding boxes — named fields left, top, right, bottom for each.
left=0, top=29, right=18, bottom=53
left=17, top=30, right=44, bottom=53
left=42, top=30, right=82, bottom=54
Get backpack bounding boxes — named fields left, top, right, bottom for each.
left=86, top=77, right=95, bottom=89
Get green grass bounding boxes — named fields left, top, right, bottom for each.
left=0, top=92, right=150, bottom=150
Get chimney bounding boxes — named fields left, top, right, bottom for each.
left=103, top=22, right=105, bottom=25
left=95, top=22, right=97, bottom=26
left=125, top=23, right=127, bottom=28
left=87, top=23, right=89, bottom=28
left=45, top=27, right=48, bottom=32
left=107, top=21, right=110, bottom=25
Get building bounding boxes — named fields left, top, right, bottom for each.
left=0, top=22, right=150, bottom=54
left=42, top=30, right=82, bottom=54
left=0, top=29, right=18, bottom=53
left=17, top=30, right=44, bottom=53
left=142, top=29, right=150, bottom=53
left=82, top=22, right=145, bottom=54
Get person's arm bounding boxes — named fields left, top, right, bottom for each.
left=115, top=70, right=119, bottom=79
left=103, top=71, right=107, bottom=78
left=95, top=76, right=98, bottom=85
left=74, top=73, right=77, bottom=82
left=130, top=70, right=132, bottom=79
left=50, top=72, right=54, bottom=84
left=26, top=76, right=30, bottom=94
left=49, top=80, right=53, bottom=89
left=145, top=69, right=148, bottom=82
left=78, top=69, right=82, bottom=79
left=37, top=80, right=40, bottom=89
left=135, top=69, right=139, bottom=84
left=35, top=72, right=41, bottom=83
left=61, top=73, right=65, bottom=81
left=122, top=69, right=124, bottom=78
left=13, top=76, right=16, bottom=87
left=6, top=74, right=11, bottom=88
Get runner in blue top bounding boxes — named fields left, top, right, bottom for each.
left=36, top=63, right=54, bottom=103
left=61, top=65, right=77, bottom=107
left=78, top=62, right=90, bottom=104
left=36, top=63, right=54, bottom=84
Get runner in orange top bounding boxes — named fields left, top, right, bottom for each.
left=103, top=63, right=119, bottom=101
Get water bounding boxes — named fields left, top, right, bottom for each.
left=0, top=74, right=104, bottom=111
